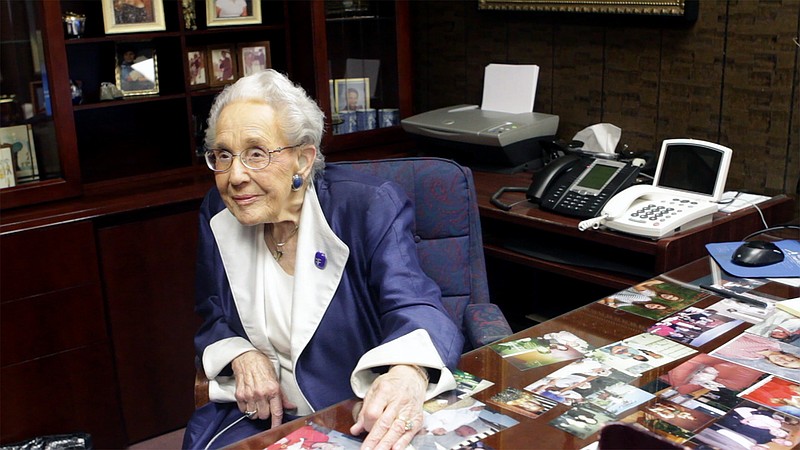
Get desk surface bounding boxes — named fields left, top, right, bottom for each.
left=225, top=257, right=800, bottom=449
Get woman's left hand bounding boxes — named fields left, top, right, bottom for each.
left=350, top=364, right=428, bottom=450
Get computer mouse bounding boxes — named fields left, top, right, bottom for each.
left=731, top=240, right=785, bottom=267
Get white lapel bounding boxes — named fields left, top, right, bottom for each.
left=290, top=185, right=349, bottom=361
left=210, top=210, right=272, bottom=352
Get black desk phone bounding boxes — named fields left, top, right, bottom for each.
left=528, top=154, right=640, bottom=219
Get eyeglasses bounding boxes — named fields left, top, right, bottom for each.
left=204, top=144, right=302, bottom=172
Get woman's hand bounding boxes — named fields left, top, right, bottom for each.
left=231, top=350, right=296, bottom=427
left=350, top=364, right=428, bottom=450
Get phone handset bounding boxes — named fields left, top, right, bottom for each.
left=527, top=153, right=582, bottom=203
left=577, top=184, right=656, bottom=231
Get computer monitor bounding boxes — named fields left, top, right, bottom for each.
left=653, top=139, right=732, bottom=203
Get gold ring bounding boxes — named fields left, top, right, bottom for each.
left=398, top=416, right=413, bottom=431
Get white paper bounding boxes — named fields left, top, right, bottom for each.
left=481, top=63, right=539, bottom=114
left=573, top=123, right=622, bottom=154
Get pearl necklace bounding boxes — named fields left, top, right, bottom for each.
left=267, top=224, right=299, bottom=261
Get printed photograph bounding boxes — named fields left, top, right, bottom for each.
left=739, top=375, right=800, bottom=418
left=687, top=401, right=800, bottom=450
left=707, top=298, right=776, bottom=324
left=265, top=422, right=362, bottom=449
left=237, top=41, right=271, bottom=77
left=487, top=387, right=557, bottom=419
left=415, top=398, right=519, bottom=450
left=209, top=46, right=238, bottom=87
left=583, top=382, right=655, bottom=417
left=647, top=306, right=745, bottom=347
left=115, top=44, right=158, bottom=96
left=597, top=278, right=708, bottom=320
left=207, top=0, right=262, bottom=26
left=642, top=400, right=715, bottom=433
left=711, top=333, right=800, bottom=383
left=423, top=369, right=494, bottom=414
left=102, top=0, right=166, bottom=34
left=619, top=410, right=694, bottom=444
left=549, top=403, right=614, bottom=440
left=490, top=335, right=586, bottom=370
left=187, top=48, right=208, bottom=89
left=590, top=333, right=697, bottom=377
left=746, top=310, right=800, bottom=348
left=524, top=357, right=636, bottom=406
left=335, top=78, right=369, bottom=112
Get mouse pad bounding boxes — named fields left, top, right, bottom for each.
left=705, top=239, right=800, bottom=278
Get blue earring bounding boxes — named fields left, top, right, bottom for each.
left=291, top=174, right=304, bottom=191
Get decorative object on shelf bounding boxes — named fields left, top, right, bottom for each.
left=378, top=108, right=399, bottom=128
left=187, top=47, right=210, bottom=90
left=334, top=78, right=370, bottom=113
left=182, top=0, right=197, bottom=30
left=69, top=80, right=83, bottom=104
left=100, top=82, right=124, bottom=101
left=206, top=0, right=262, bottom=27
left=115, top=43, right=159, bottom=97
left=102, top=0, right=166, bottom=34
left=208, top=44, right=238, bottom=87
left=236, top=41, right=271, bottom=77
left=62, top=12, right=86, bottom=38
left=356, top=108, right=376, bottom=131
left=0, top=124, right=39, bottom=184
left=0, top=145, right=16, bottom=189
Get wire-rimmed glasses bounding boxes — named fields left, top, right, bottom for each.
left=204, top=144, right=302, bottom=172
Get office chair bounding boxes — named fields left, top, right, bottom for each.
left=194, top=156, right=512, bottom=407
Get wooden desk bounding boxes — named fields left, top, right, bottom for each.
left=471, top=170, right=795, bottom=291
left=225, top=257, right=800, bottom=449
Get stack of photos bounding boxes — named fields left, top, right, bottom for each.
left=710, top=333, right=800, bottom=383
left=414, top=397, right=519, bottom=450
left=488, top=330, right=593, bottom=370
left=597, top=278, right=709, bottom=320
left=739, top=375, right=800, bottom=418
left=685, top=400, right=800, bottom=449
left=647, top=306, right=745, bottom=347
left=589, top=333, right=697, bottom=376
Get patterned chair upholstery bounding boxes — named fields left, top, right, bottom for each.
left=337, top=157, right=513, bottom=351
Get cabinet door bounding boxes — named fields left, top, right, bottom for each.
left=0, top=0, right=82, bottom=209
left=97, top=207, right=201, bottom=443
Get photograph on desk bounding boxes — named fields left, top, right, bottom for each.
left=524, top=357, right=637, bottom=406
left=549, top=403, right=615, bottom=440
left=745, top=310, right=800, bottom=348
left=642, top=400, right=716, bottom=433
left=590, top=333, right=697, bottom=376
left=597, top=278, right=709, bottom=320
left=424, top=369, right=494, bottom=413
left=264, top=422, right=362, bottom=449
left=710, top=333, right=800, bottom=383
left=416, top=397, right=519, bottom=450
left=488, top=330, right=593, bottom=370
left=685, top=400, right=800, bottom=450
left=582, top=381, right=655, bottom=417
left=486, top=387, right=557, bottom=419
left=619, top=409, right=694, bottom=444
left=651, top=353, right=766, bottom=418
left=739, top=375, right=800, bottom=418
left=647, top=306, right=746, bottom=347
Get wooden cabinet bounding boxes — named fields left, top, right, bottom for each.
left=0, top=222, right=125, bottom=448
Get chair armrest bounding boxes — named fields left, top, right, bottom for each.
left=195, top=367, right=210, bottom=409
left=464, top=303, right=513, bottom=348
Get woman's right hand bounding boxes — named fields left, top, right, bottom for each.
left=231, top=350, right=296, bottom=427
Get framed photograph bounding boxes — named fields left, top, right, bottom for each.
left=29, top=81, right=46, bottom=115
left=101, top=0, right=166, bottom=34
left=0, top=124, right=39, bottom=183
left=0, top=145, right=16, bottom=189
left=237, top=41, right=271, bottom=77
left=187, top=47, right=210, bottom=90
left=208, top=45, right=239, bottom=87
left=334, top=78, right=370, bottom=112
left=207, top=0, right=262, bottom=27
left=115, top=44, right=159, bottom=97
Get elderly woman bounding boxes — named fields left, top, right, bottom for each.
left=182, top=70, right=464, bottom=450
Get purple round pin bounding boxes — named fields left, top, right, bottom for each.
left=314, top=251, right=327, bottom=269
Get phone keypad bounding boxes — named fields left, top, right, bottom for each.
left=626, top=198, right=701, bottom=226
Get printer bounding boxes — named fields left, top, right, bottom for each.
left=402, top=64, right=559, bottom=172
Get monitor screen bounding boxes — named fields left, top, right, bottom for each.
left=653, top=139, right=732, bottom=202
left=575, top=163, right=620, bottom=191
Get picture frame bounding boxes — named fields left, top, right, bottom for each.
left=208, top=45, right=238, bottom=87
left=0, top=124, right=39, bottom=183
left=101, top=0, right=166, bottom=34
left=0, top=145, right=16, bottom=189
left=115, top=44, right=159, bottom=97
left=206, top=0, right=262, bottom=27
left=186, top=47, right=210, bottom=90
left=334, top=78, right=370, bottom=112
left=236, top=41, right=271, bottom=77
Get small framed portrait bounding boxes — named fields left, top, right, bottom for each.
left=237, top=41, right=271, bottom=77
left=0, top=145, right=16, bottom=189
left=208, top=45, right=238, bottom=87
left=115, top=44, right=159, bottom=97
left=334, top=78, right=370, bottom=112
left=186, top=47, right=209, bottom=90
left=0, top=124, right=39, bottom=183
left=207, top=0, right=262, bottom=27
left=101, top=0, right=166, bottom=34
